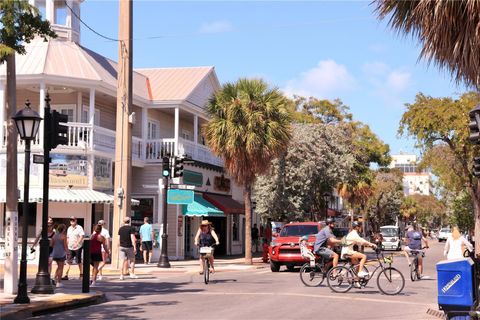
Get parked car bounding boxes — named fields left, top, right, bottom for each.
left=379, top=225, right=401, bottom=251
left=438, top=228, right=452, bottom=242
left=269, top=222, right=322, bottom=272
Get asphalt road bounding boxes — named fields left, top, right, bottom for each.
left=32, top=241, right=446, bottom=320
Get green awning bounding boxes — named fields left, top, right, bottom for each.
left=182, top=194, right=225, bottom=217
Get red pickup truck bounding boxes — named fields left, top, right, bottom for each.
left=268, top=222, right=322, bottom=272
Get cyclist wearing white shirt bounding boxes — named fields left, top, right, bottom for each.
left=97, top=220, right=111, bottom=280
left=342, top=222, right=377, bottom=278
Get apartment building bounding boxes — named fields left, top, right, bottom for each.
left=0, top=0, right=245, bottom=262
left=389, top=154, right=432, bottom=196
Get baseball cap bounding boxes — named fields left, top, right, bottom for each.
left=69, top=216, right=77, bottom=221
left=123, top=217, right=131, bottom=223
left=98, top=220, right=105, bottom=225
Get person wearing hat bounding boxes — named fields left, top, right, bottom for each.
left=194, top=220, right=219, bottom=274
left=313, top=218, right=343, bottom=270
left=97, top=220, right=111, bottom=280
left=342, top=221, right=377, bottom=278
left=63, top=216, right=85, bottom=280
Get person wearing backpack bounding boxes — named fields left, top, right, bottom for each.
left=404, top=225, right=429, bottom=278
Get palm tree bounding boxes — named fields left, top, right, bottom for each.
left=204, top=78, right=292, bottom=264
left=374, top=0, right=480, bottom=89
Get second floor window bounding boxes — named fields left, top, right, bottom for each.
left=148, top=120, right=160, bottom=139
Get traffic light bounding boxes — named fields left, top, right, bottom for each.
left=162, top=156, right=170, bottom=177
left=49, top=110, right=68, bottom=150
left=468, top=105, right=480, bottom=144
left=473, top=157, right=480, bottom=178
left=172, top=156, right=184, bottom=178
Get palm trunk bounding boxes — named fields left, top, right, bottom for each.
left=473, top=181, right=480, bottom=256
left=244, top=184, right=252, bottom=265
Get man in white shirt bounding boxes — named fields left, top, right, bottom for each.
left=97, top=220, right=111, bottom=280
left=63, top=216, right=85, bottom=280
left=342, top=222, right=377, bottom=278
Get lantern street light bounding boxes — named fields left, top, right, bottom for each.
left=322, top=192, right=331, bottom=223
left=13, top=101, right=42, bottom=304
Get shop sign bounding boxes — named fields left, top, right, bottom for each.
left=183, top=170, right=203, bottom=187
left=49, top=154, right=88, bottom=187
left=167, top=189, right=194, bottom=204
left=214, top=175, right=231, bottom=192
left=93, top=157, right=112, bottom=189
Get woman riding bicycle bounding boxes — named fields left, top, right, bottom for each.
left=194, top=220, right=219, bottom=275
left=342, top=222, right=377, bottom=278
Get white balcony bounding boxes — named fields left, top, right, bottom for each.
left=1, top=122, right=223, bottom=167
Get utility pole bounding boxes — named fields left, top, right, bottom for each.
left=4, top=54, right=18, bottom=294
left=112, top=0, right=133, bottom=269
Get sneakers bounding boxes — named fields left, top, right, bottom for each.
left=420, top=275, right=431, bottom=280
left=353, top=281, right=361, bottom=289
left=119, top=274, right=124, bottom=280
left=90, top=281, right=97, bottom=287
left=357, top=270, right=369, bottom=278
left=61, top=275, right=69, bottom=281
left=98, top=275, right=103, bottom=281
left=56, top=282, right=64, bottom=288
left=130, top=274, right=138, bottom=279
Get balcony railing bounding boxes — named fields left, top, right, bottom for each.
left=1, top=122, right=223, bottom=166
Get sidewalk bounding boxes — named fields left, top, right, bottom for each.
left=0, top=256, right=268, bottom=319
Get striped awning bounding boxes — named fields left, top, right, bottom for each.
left=182, top=194, right=224, bottom=217
left=0, top=188, right=139, bottom=205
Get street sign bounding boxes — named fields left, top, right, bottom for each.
left=33, top=154, right=44, bottom=164
left=170, top=184, right=195, bottom=190
left=167, top=189, right=194, bottom=204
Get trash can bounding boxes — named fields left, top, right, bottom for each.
left=437, top=258, right=475, bottom=319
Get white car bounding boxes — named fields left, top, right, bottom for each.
left=438, top=228, right=452, bottom=242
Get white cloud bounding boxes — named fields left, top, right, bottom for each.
left=199, top=20, right=233, bottom=34
left=387, top=70, right=411, bottom=92
left=282, top=60, right=356, bottom=98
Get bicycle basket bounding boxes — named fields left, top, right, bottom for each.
left=383, top=256, right=393, bottom=264
left=199, top=247, right=213, bottom=254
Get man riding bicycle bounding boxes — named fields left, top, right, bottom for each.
left=342, top=221, right=377, bottom=278
left=403, top=224, right=429, bottom=278
left=313, top=218, right=343, bottom=268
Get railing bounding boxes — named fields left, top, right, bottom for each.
left=1, top=122, right=223, bottom=166
left=2, top=121, right=41, bottom=148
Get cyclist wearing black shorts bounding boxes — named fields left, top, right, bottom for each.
left=313, top=218, right=343, bottom=268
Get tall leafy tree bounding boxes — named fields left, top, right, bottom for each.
left=374, top=0, right=480, bottom=89
left=399, top=91, right=480, bottom=252
left=204, top=78, right=292, bottom=264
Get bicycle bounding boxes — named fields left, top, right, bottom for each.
left=299, top=254, right=334, bottom=287
left=409, top=247, right=427, bottom=282
left=199, top=246, right=215, bottom=284
left=326, top=248, right=405, bottom=295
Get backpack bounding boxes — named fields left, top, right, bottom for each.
left=412, top=231, right=422, bottom=240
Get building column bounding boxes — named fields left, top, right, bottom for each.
left=193, top=115, right=198, bottom=160
left=39, top=82, right=46, bottom=146
left=174, top=107, right=179, bottom=156
left=141, top=108, right=148, bottom=160
left=45, top=0, right=54, bottom=24
left=89, top=88, right=95, bottom=148
left=65, top=0, right=73, bottom=28
left=0, top=82, right=5, bottom=147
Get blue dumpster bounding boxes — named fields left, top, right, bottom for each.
left=437, top=258, right=475, bottom=309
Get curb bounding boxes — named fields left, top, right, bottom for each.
left=1, top=292, right=106, bottom=320
left=427, top=308, right=445, bottom=319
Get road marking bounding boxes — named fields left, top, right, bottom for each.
left=178, top=291, right=431, bottom=307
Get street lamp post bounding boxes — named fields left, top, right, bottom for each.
left=31, top=94, right=54, bottom=294
left=13, top=101, right=42, bottom=304
left=158, top=156, right=171, bottom=268
left=323, top=192, right=331, bottom=222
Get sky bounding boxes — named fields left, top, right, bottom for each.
left=76, top=0, right=468, bottom=155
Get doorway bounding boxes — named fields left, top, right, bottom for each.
left=208, top=217, right=226, bottom=256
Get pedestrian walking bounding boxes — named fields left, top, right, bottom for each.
left=252, top=223, right=259, bottom=253
left=444, top=226, right=473, bottom=260
left=97, top=220, right=111, bottom=280
left=118, top=217, right=138, bottom=280
left=51, top=224, right=68, bottom=288
left=90, top=224, right=107, bottom=287
left=63, top=216, right=85, bottom=280
left=30, top=216, right=56, bottom=274
left=139, top=217, right=155, bottom=264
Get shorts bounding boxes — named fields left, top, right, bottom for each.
left=90, top=253, right=103, bottom=266
left=53, top=256, right=66, bottom=262
left=119, top=246, right=135, bottom=262
left=315, top=247, right=335, bottom=260
left=141, top=241, right=153, bottom=251
left=67, top=247, right=83, bottom=264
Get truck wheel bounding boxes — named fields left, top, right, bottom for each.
left=270, top=261, right=280, bottom=272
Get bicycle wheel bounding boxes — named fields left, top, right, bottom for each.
left=410, top=258, right=417, bottom=282
left=299, top=263, right=325, bottom=287
left=204, top=259, right=209, bottom=284
left=377, top=267, right=405, bottom=295
left=327, top=266, right=354, bottom=293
